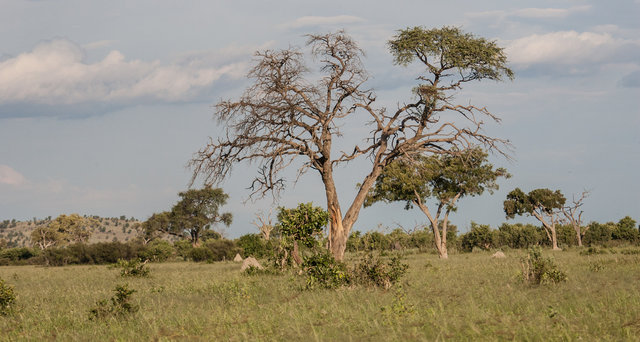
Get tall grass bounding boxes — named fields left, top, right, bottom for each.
left=1, top=249, right=639, bottom=340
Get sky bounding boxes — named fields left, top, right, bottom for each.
left=1, top=0, right=639, bottom=237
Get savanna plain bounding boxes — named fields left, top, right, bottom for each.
left=1, top=249, right=639, bottom=341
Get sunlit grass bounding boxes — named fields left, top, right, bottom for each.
left=1, top=249, right=639, bottom=340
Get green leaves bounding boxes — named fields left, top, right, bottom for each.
left=504, top=188, right=566, bottom=219
left=388, top=26, right=514, bottom=83
left=276, top=203, right=329, bottom=248
left=366, top=147, right=509, bottom=210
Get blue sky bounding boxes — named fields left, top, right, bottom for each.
left=1, top=0, right=639, bottom=237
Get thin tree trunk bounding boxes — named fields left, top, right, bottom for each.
left=292, top=240, right=303, bottom=265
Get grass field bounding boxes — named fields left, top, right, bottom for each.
left=1, top=249, right=639, bottom=341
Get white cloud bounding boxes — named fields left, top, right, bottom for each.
left=0, top=165, right=26, bottom=186
left=280, top=15, right=365, bottom=29
left=466, top=5, right=591, bottom=20
left=506, top=31, right=640, bottom=68
left=0, top=39, right=248, bottom=107
left=513, top=5, right=591, bottom=19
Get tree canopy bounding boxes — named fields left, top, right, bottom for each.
left=504, top=188, right=566, bottom=250
left=365, top=147, right=509, bottom=258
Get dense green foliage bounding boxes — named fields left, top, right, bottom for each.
left=89, top=284, right=139, bottom=321
left=520, top=247, right=567, bottom=285
left=0, top=278, right=16, bottom=316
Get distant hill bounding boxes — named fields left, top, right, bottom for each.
left=0, top=215, right=141, bottom=248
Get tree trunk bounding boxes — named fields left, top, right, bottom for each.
left=575, top=228, right=583, bottom=247
left=291, top=240, right=303, bottom=265
left=550, top=225, right=560, bottom=250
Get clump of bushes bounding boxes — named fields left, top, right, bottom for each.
left=0, top=278, right=16, bottom=316
left=352, top=252, right=408, bottom=289
left=302, top=251, right=350, bottom=289
left=520, top=247, right=567, bottom=285
left=113, top=259, right=150, bottom=278
left=89, top=284, right=139, bottom=320
left=580, top=246, right=608, bottom=256
left=138, top=240, right=174, bottom=262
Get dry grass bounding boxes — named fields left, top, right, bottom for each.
left=0, top=249, right=639, bottom=340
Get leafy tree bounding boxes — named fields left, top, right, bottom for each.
left=190, top=27, right=513, bottom=260
left=167, top=186, right=232, bottom=246
left=365, top=147, right=509, bottom=258
left=136, top=211, right=171, bottom=245
left=613, top=216, right=638, bottom=243
left=31, top=214, right=100, bottom=250
left=276, top=203, right=329, bottom=265
left=504, top=188, right=566, bottom=250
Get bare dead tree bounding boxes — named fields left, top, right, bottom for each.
left=190, top=28, right=513, bottom=260
left=561, top=190, right=590, bottom=247
left=252, top=209, right=274, bottom=240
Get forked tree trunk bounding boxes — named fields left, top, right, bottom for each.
left=534, top=212, right=561, bottom=251
left=322, top=162, right=384, bottom=261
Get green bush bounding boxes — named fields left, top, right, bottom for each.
left=583, top=222, right=614, bottom=246
left=496, top=223, right=542, bottom=249
left=580, top=246, right=608, bottom=255
left=236, top=234, right=270, bottom=258
left=302, top=251, right=350, bottom=289
left=0, top=247, right=39, bottom=265
left=0, top=278, right=16, bottom=316
left=520, top=247, right=567, bottom=285
left=138, top=240, right=174, bottom=262
left=460, top=222, right=494, bottom=252
left=113, top=259, right=150, bottom=278
left=352, top=252, right=408, bottom=289
left=204, top=239, right=240, bottom=261
left=173, top=240, right=193, bottom=260
left=89, top=284, right=139, bottom=320
left=189, top=247, right=213, bottom=262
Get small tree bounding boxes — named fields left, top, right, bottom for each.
left=561, top=191, right=589, bottom=247
left=31, top=214, right=100, bottom=249
left=365, top=147, right=509, bottom=258
left=276, top=203, right=329, bottom=265
left=167, top=186, right=232, bottom=246
left=504, top=188, right=566, bottom=250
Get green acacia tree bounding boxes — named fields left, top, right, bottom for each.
left=167, top=186, right=232, bottom=246
left=136, top=211, right=171, bottom=245
left=504, top=188, right=566, bottom=250
left=365, top=147, right=509, bottom=258
left=276, top=203, right=329, bottom=265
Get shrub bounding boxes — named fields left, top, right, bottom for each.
left=583, top=222, right=614, bottom=246
left=173, top=240, right=193, bottom=260
left=0, top=278, right=16, bottom=316
left=302, top=251, right=350, bottom=289
left=495, top=223, right=541, bottom=249
left=520, top=247, right=567, bottom=285
left=89, top=284, right=139, bottom=320
left=113, top=259, right=150, bottom=277
left=204, top=239, right=240, bottom=261
left=138, top=240, right=174, bottom=262
left=352, top=252, right=408, bottom=289
left=236, top=234, right=269, bottom=258
left=580, top=247, right=608, bottom=255
left=189, top=247, right=213, bottom=262
left=460, top=222, right=494, bottom=252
